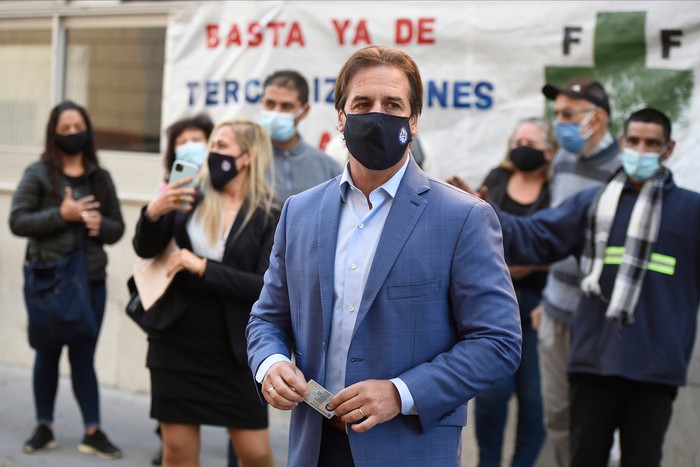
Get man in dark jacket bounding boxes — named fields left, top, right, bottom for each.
left=498, top=107, right=700, bottom=467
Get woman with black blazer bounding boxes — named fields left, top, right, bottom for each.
left=133, top=119, right=278, bottom=467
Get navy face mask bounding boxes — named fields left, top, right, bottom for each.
left=207, top=151, right=245, bottom=190
left=343, top=112, right=412, bottom=171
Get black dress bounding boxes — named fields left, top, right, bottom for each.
left=133, top=198, right=279, bottom=428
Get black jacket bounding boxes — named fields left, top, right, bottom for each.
left=132, top=197, right=280, bottom=367
left=9, top=160, right=124, bottom=281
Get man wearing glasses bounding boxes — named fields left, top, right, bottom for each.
left=533, top=76, right=621, bottom=467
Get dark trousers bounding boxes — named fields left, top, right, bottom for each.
left=569, top=374, right=676, bottom=467
left=475, top=287, right=545, bottom=467
left=317, top=420, right=354, bottom=467
left=33, top=281, right=106, bottom=428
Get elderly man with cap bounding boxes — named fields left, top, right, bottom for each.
left=532, top=76, right=620, bottom=467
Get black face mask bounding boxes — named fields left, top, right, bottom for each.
left=509, top=145, right=547, bottom=172
left=55, top=131, right=90, bottom=155
left=207, top=151, right=244, bottom=190
left=343, top=112, right=412, bottom=171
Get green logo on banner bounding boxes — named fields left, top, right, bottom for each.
left=545, top=11, right=693, bottom=135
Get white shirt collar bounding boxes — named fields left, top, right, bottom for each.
left=338, top=157, right=410, bottom=202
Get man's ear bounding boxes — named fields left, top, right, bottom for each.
left=618, top=134, right=626, bottom=150
left=409, top=113, right=419, bottom=135
left=297, top=103, right=310, bottom=122
left=591, top=107, right=608, bottom=134
left=661, top=140, right=676, bottom=162
left=337, top=110, right=346, bottom=132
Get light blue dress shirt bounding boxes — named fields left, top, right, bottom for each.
left=256, top=158, right=417, bottom=415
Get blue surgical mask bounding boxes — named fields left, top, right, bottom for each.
left=554, top=110, right=595, bottom=154
left=260, top=110, right=297, bottom=142
left=621, top=148, right=663, bottom=181
left=175, top=141, right=208, bottom=168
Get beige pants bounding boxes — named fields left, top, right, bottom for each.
left=538, top=312, right=571, bottom=467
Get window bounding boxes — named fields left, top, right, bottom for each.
left=65, top=27, right=165, bottom=153
left=0, top=29, right=52, bottom=148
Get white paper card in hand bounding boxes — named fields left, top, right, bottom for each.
left=304, top=379, right=335, bottom=419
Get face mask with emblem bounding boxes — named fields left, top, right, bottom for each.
left=343, top=112, right=412, bottom=171
left=207, top=151, right=246, bottom=190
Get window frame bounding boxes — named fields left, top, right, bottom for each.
left=0, top=2, right=189, bottom=197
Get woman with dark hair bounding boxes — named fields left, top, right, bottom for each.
left=450, top=117, right=555, bottom=467
left=9, top=101, right=125, bottom=459
left=161, top=113, right=214, bottom=186
left=151, top=113, right=216, bottom=465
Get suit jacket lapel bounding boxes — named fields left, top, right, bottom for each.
left=318, top=183, right=342, bottom=344
left=354, top=160, right=430, bottom=334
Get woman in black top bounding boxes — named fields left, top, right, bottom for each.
left=10, top=101, right=125, bottom=459
left=474, top=117, right=556, bottom=467
left=133, top=119, right=279, bottom=466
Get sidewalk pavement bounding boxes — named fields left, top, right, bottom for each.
left=0, top=362, right=290, bottom=467
left=0, top=362, right=546, bottom=467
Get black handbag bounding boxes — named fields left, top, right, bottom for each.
left=125, top=273, right=189, bottom=333
left=125, top=275, right=148, bottom=332
left=23, top=246, right=97, bottom=350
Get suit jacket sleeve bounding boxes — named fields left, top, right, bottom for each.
left=246, top=201, right=295, bottom=373
left=499, top=187, right=596, bottom=266
left=398, top=201, right=522, bottom=432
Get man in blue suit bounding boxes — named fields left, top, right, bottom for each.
left=246, top=45, right=522, bottom=467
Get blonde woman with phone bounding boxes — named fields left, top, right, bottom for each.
left=133, top=119, right=279, bottom=467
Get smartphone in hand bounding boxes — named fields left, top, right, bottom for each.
left=168, top=160, right=199, bottom=207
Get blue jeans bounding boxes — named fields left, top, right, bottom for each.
left=33, top=281, right=106, bottom=429
left=475, top=286, right=545, bottom=467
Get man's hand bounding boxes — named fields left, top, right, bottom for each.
left=329, top=380, right=401, bottom=433
left=445, top=176, right=489, bottom=201
left=262, top=362, right=308, bottom=410
left=530, top=302, right=544, bottom=331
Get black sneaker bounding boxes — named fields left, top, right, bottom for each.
left=151, top=446, right=162, bottom=465
left=78, top=429, right=122, bottom=460
left=23, top=424, right=58, bottom=454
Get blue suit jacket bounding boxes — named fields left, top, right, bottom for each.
left=247, top=159, right=521, bottom=466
